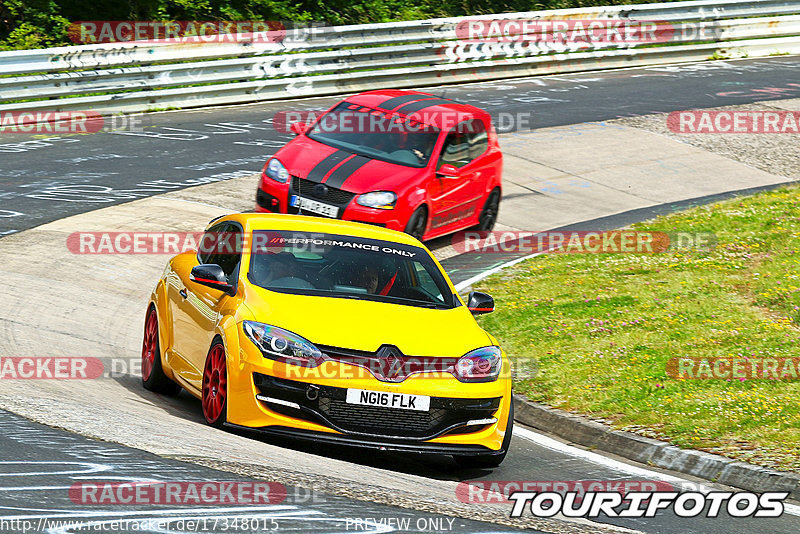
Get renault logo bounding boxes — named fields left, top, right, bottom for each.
left=376, top=345, right=405, bottom=380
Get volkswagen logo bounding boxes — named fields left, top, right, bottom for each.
left=311, top=183, right=329, bottom=199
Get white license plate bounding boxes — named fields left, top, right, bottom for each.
left=345, top=388, right=430, bottom=412
left=290, top=195, right=339, bottom=218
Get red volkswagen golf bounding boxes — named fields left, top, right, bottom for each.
left=255, top=90, right=502, bottom=241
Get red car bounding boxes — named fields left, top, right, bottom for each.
left=255, top=90, right=502, bottom=241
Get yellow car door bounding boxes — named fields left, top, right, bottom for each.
left=170, top=222, right=242, bottom=391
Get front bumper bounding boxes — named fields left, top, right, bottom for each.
left=253, top=374, right=501, bottom=442
left=227, top=336, right=512, bottom=453
left=256, top=175, right=405, bottom=231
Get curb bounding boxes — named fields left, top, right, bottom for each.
left=513, top=394, right=800, bottom=501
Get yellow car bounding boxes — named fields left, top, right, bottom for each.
left=142, top=213, right=512, bottom=467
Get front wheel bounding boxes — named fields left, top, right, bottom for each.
left=404, top=205, right=428, bottom=241
left=202, top=341, right=228, bottom=428
left=454, top=399, right=513, bottom=469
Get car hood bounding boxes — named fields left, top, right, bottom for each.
left=277, top=137, right=424, bottom=193
left=242, top=285, right=491, bottom=358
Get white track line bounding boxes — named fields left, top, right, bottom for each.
left=514, top=425, right=800, bottom=516
left=454, top=253, right=542, bottom=292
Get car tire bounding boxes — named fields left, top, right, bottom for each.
left=202, top=339, right=228, bottom=429
left=475, top=188, right=500, bottom=232
left=141, top=306, right=181, bottom=395
left=454, top=399, right=513, bottom=469
left=404, top=205, right=428, bottom=241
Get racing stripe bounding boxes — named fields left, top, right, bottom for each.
left=305, top=150, right=352, bottom=183
left=392, top=98, right=456, bottom=116
left=377, top=94, right=438, bottom=111
left=323, top=155, right=371, bottom=189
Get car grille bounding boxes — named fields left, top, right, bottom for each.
left=317, top=398, right=448, bottom=435
left=291, top=175, right=356, bottom=206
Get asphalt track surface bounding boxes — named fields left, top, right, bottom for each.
left=2, top=56, right=800, bottom=533
left=0, top=410, right=525, bottom=534
left=2, top=56, right=800, bottom=235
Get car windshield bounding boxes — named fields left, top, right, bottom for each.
left=248, top=231, right=456, bottom=309
left=306, top=102, right=441, bottom=168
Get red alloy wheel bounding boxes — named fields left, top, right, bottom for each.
left=141, top=309, right=158, bottom=382
left=202, top=344, right=227, bottom=424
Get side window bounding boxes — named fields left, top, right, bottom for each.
left=438, top=119, right=488, bottom=169
left=468, top=120, right=489, bottom=160
left=413, top=263, right=444, bottom=302
left=197, top=223, right=226, bottom=266
left=438, top=125, right=471, bottom=169
left=198, top=223, right=242, bottom=282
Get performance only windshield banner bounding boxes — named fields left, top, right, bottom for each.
left=251, top=231, right=422, bottom=258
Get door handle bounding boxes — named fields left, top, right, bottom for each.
left=179, top=289, right=188, bottom=299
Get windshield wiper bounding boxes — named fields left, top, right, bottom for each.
left=385, top=297, right=446, bottom=309
left=347, top=148, right=377, bottom=160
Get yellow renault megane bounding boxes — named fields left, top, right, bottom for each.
left=142, top=213, right=512, bottom=466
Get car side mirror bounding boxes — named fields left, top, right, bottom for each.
left=190, top=264, right=236, bottom=296
left=467, top=291, right=494, bottom=315
left=290, top=122, right=310, bottom=135
left=436, top=164, right=459, bottom=177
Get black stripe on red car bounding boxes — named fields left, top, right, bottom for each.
left=323, top=155, right=371, bottom=189
left=392, top=98, right=457, bottom=117
left=377, top=94, right=437, bottom=110
left=305, top=150, right=352, bottom=183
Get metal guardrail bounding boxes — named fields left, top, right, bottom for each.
left=1, top=0, right=799, bottom=115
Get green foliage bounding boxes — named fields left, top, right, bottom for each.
left=0, top=0, right=685, bottom=50
left=0, top=0, right=70, bottom=50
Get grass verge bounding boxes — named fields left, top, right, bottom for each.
left=476, top=185, right=800, bottom=471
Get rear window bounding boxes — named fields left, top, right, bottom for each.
left=248, top=231, right=456, bottom=309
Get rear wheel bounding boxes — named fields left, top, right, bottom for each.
left=141, top=307, right=180, bottom=395
left=404, top=205, right=428, bottom=241
left=202, top=341, right=228, bottom=428
left=475, top=189, right=500, bottom=232
left=454, top=399, right=513, bottom=469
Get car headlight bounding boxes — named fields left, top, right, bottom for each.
left=243, top=321, right=322, bottom=368
left=356, top=191, right=397, bottom=209
left=453, top=346, right=502, bottom=382
left=264, top=158, right=289, bottom=183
